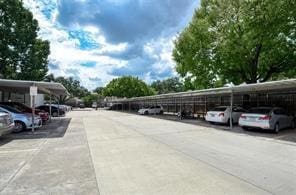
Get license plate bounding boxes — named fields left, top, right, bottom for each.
left=210, top=114, right=215, bottom=117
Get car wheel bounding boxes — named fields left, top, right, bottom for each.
left=274, top=123, right=280, bottom=133
left=144, top=111, right=148, bottom=115
left=14, top=121, right=26, bottom=133
left=52, top=112, right=58, bottom=117
left=159, top=110, right=164, bottom=115
left=242, top=126, right=249, bottom=131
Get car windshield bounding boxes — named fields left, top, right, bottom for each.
left=0, top=105, right=22, bottom=113
left=247, top=108, right=272, bottom=114
left=211, top=107, right=227, bottom=111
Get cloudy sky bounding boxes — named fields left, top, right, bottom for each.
left=23, top=0, right=199, bottom=90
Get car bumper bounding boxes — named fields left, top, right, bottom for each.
left=0, top=123, right=15, bottom=136
left=27, top=119, right=42, bottom=129
left=205, top=116, right=228, bottom=123
left=239, top=121, right=271, bottom=129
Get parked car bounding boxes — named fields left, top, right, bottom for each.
left=1, top=102, right=49, bottom=122
left=205, top=106, right=246, bottom=124
left=78, top=103, right=85, bottom=109
left=0, top=111, right=15, bottom=136
left=0, top=105, right=42, bottom=132
left=138, top=106, right=164, bottom=115
left=239, top=107, right=295, bottom=133
left=36, top=105, right=65, bottom=117
left=92, top=102, right=98, bottom=109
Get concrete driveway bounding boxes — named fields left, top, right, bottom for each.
left=1, top=110, right=296, bottom=194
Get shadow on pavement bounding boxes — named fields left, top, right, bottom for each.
left=0, top=118, right=71, bottom=147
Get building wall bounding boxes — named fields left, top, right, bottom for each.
left=0, top=92, right=44, bottom=107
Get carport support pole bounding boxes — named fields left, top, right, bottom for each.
left=49, top=95, right=52, bottom=122
left=32, top=94, right=35, bottom=133
left=230, top=90, right=233, bottom=130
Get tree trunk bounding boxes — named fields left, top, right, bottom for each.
left=247, top=44, right=262, bottom=83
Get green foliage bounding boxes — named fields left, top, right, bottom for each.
left=93, top=86, right=104, bottom=95
left=173, top=0, right=296, bottom=89
left=82, top=93, right=99, bottom=107
left=103, top=76, right=155, bottom=98
left=0, top=0, right=50, bottom=80
left=151, top=77, right=184, bottom=94
left=44, top=74, right=90, bottom=103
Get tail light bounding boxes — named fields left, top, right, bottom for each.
left=218, top=113, right=224, bottom=117
left=240, top=114, right=246, bottom=119
left=259, top=115, right=271, bottom=120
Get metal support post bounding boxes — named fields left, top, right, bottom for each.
left=230, top=90, right=234, bottom=129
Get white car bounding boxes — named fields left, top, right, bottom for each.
left=0, top=112, right=15, bottom=137
left=138, top=106, right=164, bottom=115
left=205, top=106, right=246, bottom=124
left=239, top=107, right=295, bottom=133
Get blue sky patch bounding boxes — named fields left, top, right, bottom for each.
left=80, top=61, right=97, bottom=68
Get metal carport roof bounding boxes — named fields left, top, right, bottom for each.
left=0, top=79, right=69, bottom=96
left=113, top=79, right=296, bottom=102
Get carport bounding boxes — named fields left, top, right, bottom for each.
left=108, top=79, right=296, bottom=129
left=0, top=79, right=69, bottom=132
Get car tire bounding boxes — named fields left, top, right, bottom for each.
left=144, top=111, right=148, bottom=115
left=52, top=112, right=58, bottom=117
left=14, top=121, right=26, bottom=133
left=159, top=110, right=164, bottom=115
left=242, top=126, right=249, bottom=131
left=274, top=123, right=280, bottom=133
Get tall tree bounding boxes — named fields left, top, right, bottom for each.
left=103, top=76, right=155, bottom=98
left=151, top=77, right=184, bottom=94
left=0, top=0, right=50, bottom=80
left=173, top=0, right=296, bottom=89
left=44, top=74, right=90, bottom=103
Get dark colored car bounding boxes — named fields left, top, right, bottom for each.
left=1, top=102, right=49, bottom=122
left=36, top=105, right=65, bottom=117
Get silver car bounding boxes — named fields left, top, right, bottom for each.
left=239, top=107, right=295, bottom=133
left=0, top=111, right=15, bottom=137
left=0, top=105, right=42, bottom=132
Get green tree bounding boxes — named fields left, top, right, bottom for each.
left=103, top=76, right=155, bottom=98
left=93, top=87, right=104, bottom=95
left=0, top=0, right=50, bottom=80
left=44, top=74, right=90, bottom=103
left=173, top=0, right=296, bottom=89
left=82, top=93, right=99, bottom=107
left=151, top=77, right=184, bottom=94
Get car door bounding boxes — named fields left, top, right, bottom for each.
left=149, top=106, right=155, bottom=114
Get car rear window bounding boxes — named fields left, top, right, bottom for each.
left=211, top=107, right=227, bottom=111
left=247, top=108, right=271, bottom=114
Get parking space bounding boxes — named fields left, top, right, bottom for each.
left=115, top=111, right=296, bottom=143
left=0, top=117, right=99, bottom=194
left=1, top=109, right=296, bottom=194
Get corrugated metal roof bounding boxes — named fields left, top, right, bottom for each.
left=112, top=79, right=296, bottom=102
left=0, top=79, right=69, bottom=96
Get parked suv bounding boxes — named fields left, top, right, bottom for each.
left=0, top=105, right=42, bottom=132
left=0, top=111, right=15, bottom=136
left=1, top=102, right=49, bottom=122
left=138, top=105, right=164, bottom=115
left=239, top=107, right=295, bottom=133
